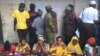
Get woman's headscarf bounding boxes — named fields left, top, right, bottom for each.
left=67, top=36, right=82, bottom=54
left=66, top=6, right=72, bottom=11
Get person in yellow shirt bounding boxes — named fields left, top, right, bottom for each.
left=15, top=39, right=30, bottom=56
left=12, top=3, right=30, bottom=41
left=49, top=36, right=69, bottom=56
left=67, top=36, right=83, bottom=56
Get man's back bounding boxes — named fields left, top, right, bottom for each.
left=32, top=17, right=44, bottom=35
left=79, top=7, right=98, bottom=24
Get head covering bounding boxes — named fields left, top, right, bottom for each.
left=71, top=36, right=79, bottom=42
left=68, top=4, right=74, bottom=9
left=38, top=35, right=44, bottom=41
left=45, top=5, right=52, bottom=10
left=67, top=36, right=82, bottom=54
left=87, top=37, right=96, bottom=45
left=37, top=9, right=43, bottom=16
left=89, top=0, right=96, bottom=5
left=66, top=6, right=71, bottom=11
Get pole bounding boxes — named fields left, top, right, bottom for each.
left=0, top=12, right=4, bottom=44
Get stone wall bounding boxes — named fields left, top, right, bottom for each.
left=0, top=0, right=98, bottom=43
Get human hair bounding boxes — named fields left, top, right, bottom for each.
left=4, top=41, right=11, bottom=51
left=19, top=3, right=25, bottom=9
left=89, top=4, right=96, bottom=8
left=56, top=36, right=62, bottom=41
left=30, top=3, right=35, bottom=11
left=19, top=39, right=27, bottom=44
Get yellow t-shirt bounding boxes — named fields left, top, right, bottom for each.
left=12, top=9, right=30, bottom=29
left=15, top=43, right=30, bottom=56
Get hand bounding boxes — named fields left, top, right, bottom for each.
left=39, top=43, right=43, bottom=47
left=50, top=49, right=57, bottom=54
left=41, top=46, right=45, bottom=51
left=36, top=46, right=41, bottom=52
left=61, top=42, right=66, bottom=49
left=69, top=49, right=75, bottom=53
left=14, top=26, right=16, bottom=31
left=51, top=25, right=57, bottom=32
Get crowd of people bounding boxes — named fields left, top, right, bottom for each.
left=0, top=0, right=99, bottom=56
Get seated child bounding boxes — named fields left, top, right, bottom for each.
left=15, top=39, right=30, bottom=56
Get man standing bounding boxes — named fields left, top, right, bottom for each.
left=44, top=5, right=57, bottom=44
left=63, top=4, right=77, bottom=45
left=28, top=3, right=38, bottom=48
left=32, top=9, right=44, bottom=36
left=12, top=3, right=30, bottom=41
left=79, top=0, right=98, bottom=50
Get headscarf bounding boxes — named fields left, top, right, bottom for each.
left=45, top=5, right=52, bottom=9
left=68, top=4, right=74, bottom=9
left=45, top=5, right=52, bottom=11
left=65, top=6, right=72, bottom=11
left=67, top=36, right=82, bottom=54
left=87, top=37, right=96, bottom=45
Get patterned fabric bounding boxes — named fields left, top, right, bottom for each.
left=33, top=43, right=49, bottom=52
left=32, top=43, right=49, bottom=56
left=44, top=11, right=57, bottom=43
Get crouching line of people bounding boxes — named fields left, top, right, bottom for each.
left=0, top=35, right=96, bottom=56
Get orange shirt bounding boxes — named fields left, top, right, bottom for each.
left=0, top=45, right=16, bottom=53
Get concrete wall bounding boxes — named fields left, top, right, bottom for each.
left=0, top=0, right=98, bottom=43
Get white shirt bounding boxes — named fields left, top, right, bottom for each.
left=85, top=44, right=94, bottom=56
left=79, top=7, right=98, bottom=24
